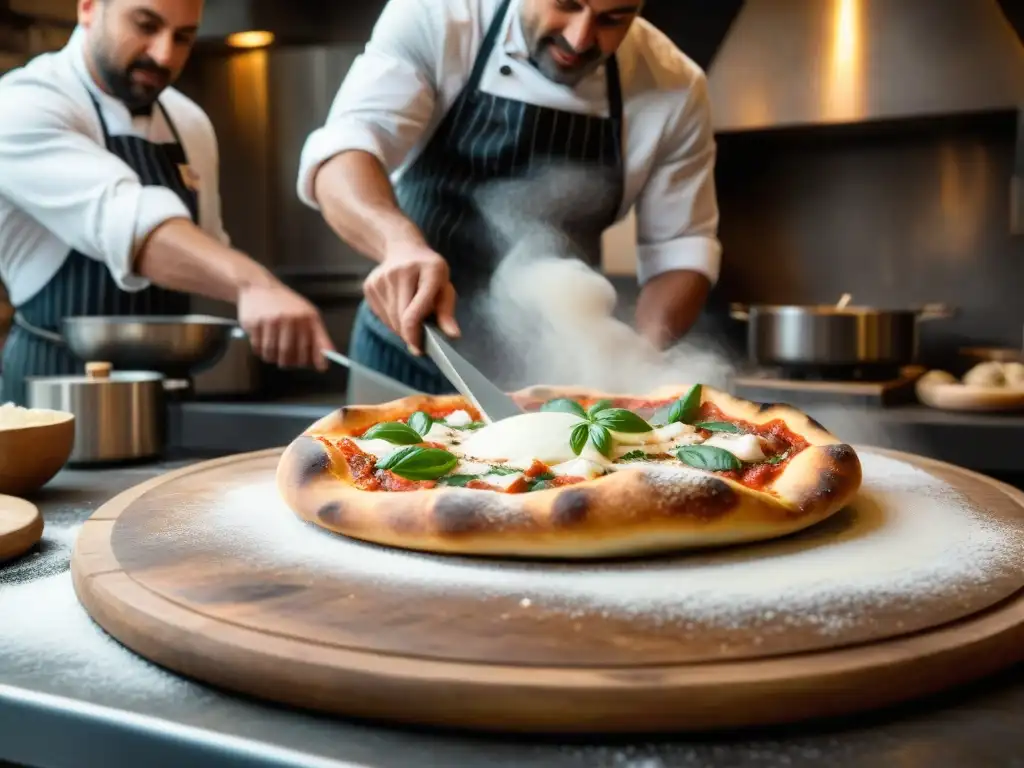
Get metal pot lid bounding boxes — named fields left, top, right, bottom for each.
left=24, top=361, right=165, bottom=386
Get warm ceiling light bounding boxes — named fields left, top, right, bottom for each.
left=225, top=31, right=275, bottom=49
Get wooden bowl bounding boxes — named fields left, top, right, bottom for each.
left=0, top=406, right=75, bottom=496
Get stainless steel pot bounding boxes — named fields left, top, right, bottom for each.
left=25, top=362, right=165, bottom=465
left=729, top=302, right=954, bottom=367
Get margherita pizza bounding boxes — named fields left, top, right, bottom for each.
left=276, top=384, right=862, bottom=558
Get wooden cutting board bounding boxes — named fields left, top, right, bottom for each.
left=71, top=447, right=1024, bottom=733
left=0, top=495, right=42, bottom=562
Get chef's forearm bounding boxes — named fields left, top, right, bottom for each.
left=312, top=150, right=427, bottom=262
left=635, top=270, right=711, bottom=349
left=134, top=218, right=276, bottom=303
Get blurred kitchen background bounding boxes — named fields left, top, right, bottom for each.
left=0, top=0, right=1022, bottom=401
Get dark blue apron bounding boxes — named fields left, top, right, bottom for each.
left=1, top=93, right=196, bottom=406
left=349, top=0, right=624, bottom=395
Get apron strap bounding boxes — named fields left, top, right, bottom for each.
left=466, top=0, right=514, bottom=92
left=86, top=92, right=190, bottom=164
left=464, top=0, right=623, bottom=124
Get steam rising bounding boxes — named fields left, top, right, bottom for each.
left=466, top=164, right=740, bottom=394
left=453, top=164, right=899, bottom=457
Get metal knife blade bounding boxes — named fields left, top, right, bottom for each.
left=421, top=324, right=523, bottom=423
left=321, top=349, right=423, bottom=401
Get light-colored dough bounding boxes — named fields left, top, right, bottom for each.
left=919, top=370, right=957, bottom=387
left=963, top=361, right=1005, bottom=387
left=1002, top=362, right=1024, bottom=388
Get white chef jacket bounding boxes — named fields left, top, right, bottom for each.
left=0, top=27, right=229, bottom=307
left=297, top=0, right=722, bottom=286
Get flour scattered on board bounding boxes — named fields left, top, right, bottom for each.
left=202, top=452, right=1024, bottom=649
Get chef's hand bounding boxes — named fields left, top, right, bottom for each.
left=237, top=282, right=334, bottom=371
left=364, top=245, right=461, bottom=355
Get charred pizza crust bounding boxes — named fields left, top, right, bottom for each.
left=276, top=384, right=862, bottom=559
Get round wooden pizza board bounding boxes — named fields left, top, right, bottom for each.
left=71, top=447, right=1024, bottom=733
left=0, top=495, right=42, bottom=563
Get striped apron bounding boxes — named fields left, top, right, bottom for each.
left=349, top=0, right=624, bottom=395
left=1, top=94, right=196, bottom=406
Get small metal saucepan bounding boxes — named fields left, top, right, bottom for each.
left=729, top=300, right=955, bottom=368
left=25, top=361, right=165, bottom=465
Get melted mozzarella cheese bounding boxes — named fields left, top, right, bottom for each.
left=478, top=472, right=525, bottom=489
left=610, top=421, right=693, bottom=446
left=444, top=409, right=474, bottom=427
left=423, top=422, right=462, bottom=444
left=453, top=460, right=492, bottom=475
left=702, top=433, right=767, bottom=462
left=550, top=457, right=605, bottom=479
left=351, top=437, right=399, bottom=459
left=458, top=411, right=584, bottom=466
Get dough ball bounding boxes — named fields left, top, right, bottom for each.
left=919, top=369, right=957, bottom=386
left=1002, top=361, right=1024, bottom=388
left=962, top=361, right=1006, bottom=387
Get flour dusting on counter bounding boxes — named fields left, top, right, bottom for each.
left=0, top=565, right=203, bottom=702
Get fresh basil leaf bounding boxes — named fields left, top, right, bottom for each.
left=408, top=411, right=433, bottom=437
left=668, top=384, right=703, bottom=425
left=587, top=399, right=613, bottom=418
left=693, top=421, right=741, bottom=434
left=541, top=398, right=587, bottom=419
left=487, top=465, right=521, bottom=475
left=674, top=445, right=742, bottom=472
left=618, top=449, right=650, bottom=462
left=594, top=408, right=653, bottom=433
left=437, top=474, right=476, bottom=487
left=569, top=422, right=589, bottom=456
left=527, top=471, right=564, bottom=492
left=589, top=424, right=613, bottom=457
left=360, top=422, right=423, bottom=445
left=376, top=446, right=459, bottom=480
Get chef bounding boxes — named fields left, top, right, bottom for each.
left=298, top=0, right=721, bottom=394
left=0, top=0, right=334, bottom=406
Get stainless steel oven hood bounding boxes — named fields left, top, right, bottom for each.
left=706, top=0, right=1024, bottom=133
left=196, top=0, right=378, bottom=46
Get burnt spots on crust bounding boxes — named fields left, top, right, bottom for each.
left=317, top=500, right=346, bottom=528
left=643, top=472, right=739, bottom=521
left=822, top=443, right=858, bottom=466
left=289, top=436, right=332, bottom=486
left=799, top=445, right=860, bottom=513
left=551, top=488, right=590, bottom=527
left=757, top=401, right=784, bottom=413
left=433, top=494, right=491, bottom=535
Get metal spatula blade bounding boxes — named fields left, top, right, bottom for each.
left=321, top=349, right=424, bottom=401
left=422, top=325, right=523, bottom=423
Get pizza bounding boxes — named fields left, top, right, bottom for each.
left=275, top=384, right=862, bottom=559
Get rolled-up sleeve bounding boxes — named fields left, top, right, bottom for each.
left=296, top=0, right=441, bottom=209
left=634, top=73, right=722, bottom=287
left=0, top=78, right=191, bottom=290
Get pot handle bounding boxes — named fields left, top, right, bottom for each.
left=918, top=303, right=956, bottom=321
left=729, top=303, right=750, bottom=321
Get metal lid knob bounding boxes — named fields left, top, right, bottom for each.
left=85, top=361, right=112, bottom=380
